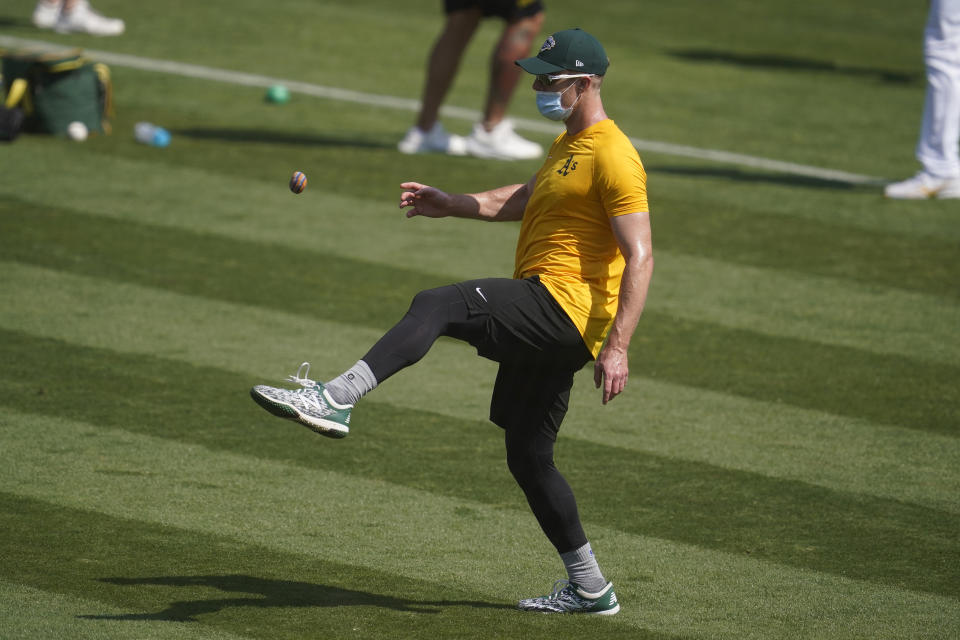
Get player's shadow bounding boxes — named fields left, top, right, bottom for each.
left=78, top=574, right=511, bottom=621
left=667, top=48, right=920, bottom=85
left=174, top=127, right=392, bottom=150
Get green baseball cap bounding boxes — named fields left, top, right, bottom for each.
left=516, top=28, right=609, bottom=76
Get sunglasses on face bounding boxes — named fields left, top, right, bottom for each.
left=536, top=73, right=596, bottom=87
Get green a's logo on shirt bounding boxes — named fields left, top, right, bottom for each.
left=557, top=154, right=578, bottom=176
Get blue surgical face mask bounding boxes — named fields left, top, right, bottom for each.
left=535, top=82, right=580, bottom=121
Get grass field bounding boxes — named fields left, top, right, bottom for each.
left=1, top=0, right=959, bottom=638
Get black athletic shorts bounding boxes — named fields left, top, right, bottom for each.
left=444, top=0, right=544, bottom=21
left=453, top=276, right=592, bottom=438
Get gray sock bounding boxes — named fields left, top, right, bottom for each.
left=561, top=542, right=607, bottom=594
left=324, top=360, right=377, bottom=406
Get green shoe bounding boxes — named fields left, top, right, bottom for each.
left=250, top=362, right=351, bottom=438
left=517, top=580, right=620, bottom=615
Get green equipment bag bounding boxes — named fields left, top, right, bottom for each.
left=0, top=48, right=113, bottom=137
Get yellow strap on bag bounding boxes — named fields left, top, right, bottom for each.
left=47, top=56, right=87, bottom=74
left=4, top=77, right=30, bottom=111
left=93, top=62, right=113, bottom=134
left=5, top=77, right=27, bottom=108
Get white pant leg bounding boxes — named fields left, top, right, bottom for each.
left=917, top=0, right=960, bottom=178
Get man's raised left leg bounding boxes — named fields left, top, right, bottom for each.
left=250, top=284, right=481, bottom=436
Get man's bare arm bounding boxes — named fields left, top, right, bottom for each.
left=399, top=174, right=536, bottom=222
left=594, top=211, right=654, bottom=404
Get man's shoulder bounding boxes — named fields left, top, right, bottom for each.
left=594, top=119, right=633, bottom=145
left=591, top=120, right=642, bottom=164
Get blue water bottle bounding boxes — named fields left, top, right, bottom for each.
left=134, top=122, right=171, bottom=147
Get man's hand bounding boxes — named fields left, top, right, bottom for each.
left=399, top=182, right=457, bottom=219
left=594, top=344, right=629, bottom=405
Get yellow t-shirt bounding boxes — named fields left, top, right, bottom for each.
left=513, top=119, right=648, bottom=357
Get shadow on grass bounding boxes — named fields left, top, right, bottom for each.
left=0, top=16, right=33, bottom=28
left=79, top=574, right=513, bottom=620
left=667, top=48, right=920, bottom=84
left=648, top=165, right=877, bottom=190
left=174, top=127, right=393, bottom=150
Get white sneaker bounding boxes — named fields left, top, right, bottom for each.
left=884, top=172, right=960, bottom=200
left=250, top=363, right=351, bottom=439
left=32, top=1, right=60, bottom=29
left=55, top=0, right=125, bottom=36
left=397, top=123, right=467, bottom=156
left=465, top=120, right=543, bottom=160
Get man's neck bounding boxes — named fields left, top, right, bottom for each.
left=564, top=97, right=607, bottom=136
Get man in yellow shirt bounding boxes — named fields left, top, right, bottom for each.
left=251, top=28, right=653, bottom=615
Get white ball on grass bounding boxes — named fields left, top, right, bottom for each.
left=67, top=121, right=88, bottom=141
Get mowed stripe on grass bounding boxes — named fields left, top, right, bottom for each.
left=1, top=411, right=958, bottom=640
left=1, top=262, right=958, bottom=515
left=1, top=201, right=957, bottom=435
left=4, top=142, right=959, bottom=297
left=1, top=141, right=957, bottom=366
left=1, top=328, right=958, bottom=598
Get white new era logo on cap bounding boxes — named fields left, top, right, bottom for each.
left=575, top=60, right=584, bottom=67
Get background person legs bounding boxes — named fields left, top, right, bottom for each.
left=480, top=14, right=544, bottom=128
left=397, top=9, right=481, bottom=157
left=398, top=1, right=545, bottom=160
left=463, top=10, right=545, bottom=159
left=415, top=9, right=484, bottom=137
left=32, top=0, right=125, bottom=36
left=917, top=0, right=960, bottom=181
left=885, top=0, right=960, bottom=199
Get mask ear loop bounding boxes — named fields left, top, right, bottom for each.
left=576, top=76, right=591, bottom=97
left=567, top=80, right=585, bottom=111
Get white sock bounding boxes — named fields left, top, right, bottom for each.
left=324, top=360, right=377, bottom=406
left=561, top=542, right=607, bottom=594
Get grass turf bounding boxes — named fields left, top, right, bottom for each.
left=1, top=0, right=959, bottom=638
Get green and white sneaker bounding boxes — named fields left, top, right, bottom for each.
left=250, top=362, right=351, bottom=438
left=518, top=579, right=620, bottom=615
